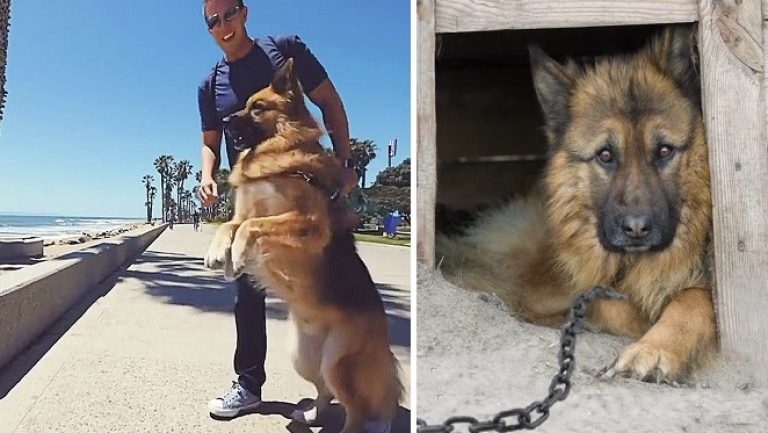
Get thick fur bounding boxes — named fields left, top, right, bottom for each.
left=438, top=26, right=716, bottom=382
left=204, top=59, right=402, bottom=433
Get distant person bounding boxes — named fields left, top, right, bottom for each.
left=167, top=210, right=174, bottom=230
left=193, top=210, right=201, bottom=232
left=196, top=0, right=357, bottom=420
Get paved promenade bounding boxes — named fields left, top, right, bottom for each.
left=0, top=224, right=411, bottom=433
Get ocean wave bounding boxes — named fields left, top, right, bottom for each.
left=0, top=216, right=142, bottom=239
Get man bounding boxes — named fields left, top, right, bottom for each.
left=197, top=0, right=357, bottom=419
left=192, top=209, right=200, bottom=232
left=166, top=209, right=174, bottom=230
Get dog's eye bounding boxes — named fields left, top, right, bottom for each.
left=250, top=102, right=266, bottom=113
left=596, top=148, right=614, bottom=164
left=657, top=145, right=675, bottom=160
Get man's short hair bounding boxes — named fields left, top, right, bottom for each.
left=202, top=0, right=245, bottom=20
left=203, top=0, right=245, bottom=6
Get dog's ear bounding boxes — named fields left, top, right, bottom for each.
left=648, top=25, right=700, bottom=104
left=529, top=45, right=577, bottom=146
left=272, top=58, right=301, bottom=96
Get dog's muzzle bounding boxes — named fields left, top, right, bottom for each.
left=223, top=115, right=266, bottom=152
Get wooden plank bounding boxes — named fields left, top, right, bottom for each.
left=699, top=0, right=768, bottom=384
left=435, top=0, right=699, bottom=33
left=417, top=0, right=438, bottom=266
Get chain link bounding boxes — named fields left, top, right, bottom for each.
left=416, top=285, right=625, bottom=433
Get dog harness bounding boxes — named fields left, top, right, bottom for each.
left=288, top=170, right=341, bottom=202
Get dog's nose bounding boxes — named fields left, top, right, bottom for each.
left=621, top=214, right=652, bottom=239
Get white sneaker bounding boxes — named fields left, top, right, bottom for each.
left=290, top=406, right=318, bottom=425
left=208, top=381, right=262, bottom=418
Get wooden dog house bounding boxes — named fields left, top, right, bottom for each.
left=417, top=0, right=768, bottom=383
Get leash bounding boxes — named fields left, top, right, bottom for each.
left=288, top=170, right=341, bottom=202
left=416, top=285, right=626, bottom=433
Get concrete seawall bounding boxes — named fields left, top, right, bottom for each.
left=0, top=224, right=166, bottom=369
left=0, top=237, right=43, bottom=260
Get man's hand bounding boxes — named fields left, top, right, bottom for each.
left=199, top=177, right=219, bottom=206
left=338, top=167, right=359, bottom=194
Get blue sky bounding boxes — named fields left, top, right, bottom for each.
left=0, top=1, right=411, bottom=218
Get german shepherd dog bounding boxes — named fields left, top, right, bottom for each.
left=204, top=59, right=402, bottom=433
left=438, top=26, right=715, bottom=383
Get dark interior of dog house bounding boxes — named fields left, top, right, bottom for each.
left=434, top=24, right=671, bottom=233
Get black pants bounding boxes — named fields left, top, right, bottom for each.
left=233, top=276, right=267, bottom=395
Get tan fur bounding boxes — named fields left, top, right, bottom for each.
left=438, top=27, right=716, bottom=382
left=205, top=59, right=402, bottom=432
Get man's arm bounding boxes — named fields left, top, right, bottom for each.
left=308, top=78, right=357, bottom=191
left=308, top=78, right=350, bottom=159
left=200, top=130, right=222, bottom=206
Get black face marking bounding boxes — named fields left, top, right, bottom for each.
left=223, top=110, right=270, bottom=151
left=595, top=142, right=683, bottom=253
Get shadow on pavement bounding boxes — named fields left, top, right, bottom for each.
left=135, top=252, right=411, bottom=350
left=127, top=253, right=291, bottom=320
left=378, top=284, right=411, bottom=350
left=123, top=251, right=238, bottom=315
left=212, top=398, right=411, bottom=433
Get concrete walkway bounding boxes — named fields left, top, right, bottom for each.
left=0, top=224, right=411, bottom=433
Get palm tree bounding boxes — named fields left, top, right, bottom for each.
left=174, top=160, right=192, bottom=221
left=215, top=168, right=232, bottom=220
left=142, top=175, right=154, bottom=223
left=0, top=0, right=10, bottom=124
left=154, top=155, right=174, bottom=222
left=165, top=179, right=174, bottom=221
left=181, top=189, right=193, bottom=219
left=191, top=184, right=200, bottom=211
left=350, top=138, right=377, bottom=187
left=149, top=186, right=157, bottom=222
left=167, top=198, right=177, bottom=222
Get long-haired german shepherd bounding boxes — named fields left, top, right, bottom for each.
left=204, top=59, right=402, bottom=433
left=438, top=26, right=715, bottom=383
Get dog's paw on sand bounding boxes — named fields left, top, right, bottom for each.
left=598, top=341, right=684, bottom=384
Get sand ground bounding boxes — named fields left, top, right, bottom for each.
left=417, top=265, right=768, bottom=433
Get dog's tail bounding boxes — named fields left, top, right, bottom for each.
left=379, top=351, right=405, bottom=421
left=436, top=195, right=550, bottom=303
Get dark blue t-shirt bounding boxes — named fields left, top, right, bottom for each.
left=197, top=35, right=328, bottom=168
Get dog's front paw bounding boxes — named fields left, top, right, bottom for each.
left=227, top=232, right=250, bottom=281
left=600, top=341, right=684, bottom=383
left=204, top=236, right=232, bottom=271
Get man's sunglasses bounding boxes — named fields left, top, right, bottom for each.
left=205, top=6, right=241, bottom=30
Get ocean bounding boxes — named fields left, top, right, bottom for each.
left=0, top=215, right=143, bottom=240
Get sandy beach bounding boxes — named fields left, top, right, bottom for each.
left=0, top=223, right=150, bottom=276
left=41, top=223, right=148, bottom=257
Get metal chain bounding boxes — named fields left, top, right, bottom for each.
left=416, top=285, right=626, bottom=433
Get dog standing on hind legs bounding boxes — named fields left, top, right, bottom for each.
left=437, top=26, right=717, bottom=383
left=204, top=59, right=402, bottom=433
